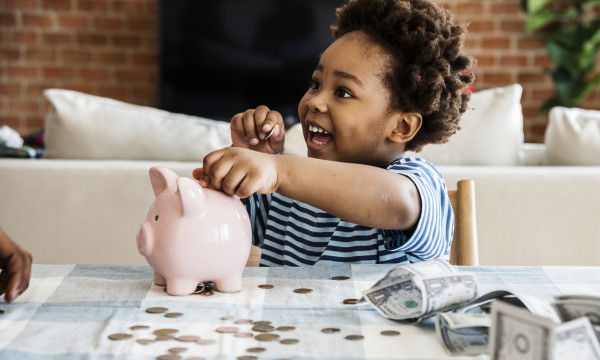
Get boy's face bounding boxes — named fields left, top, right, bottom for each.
left=298, top=30, right=402, bottom=167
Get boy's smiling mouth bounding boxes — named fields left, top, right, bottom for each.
left=306, top=123, right=334, bottom=152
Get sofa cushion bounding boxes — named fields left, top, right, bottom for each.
left=404, top=84, right=524, bottom=165
left=43, top=89, right=231, bottom=161
left=544, top=106, right=600, bottom=166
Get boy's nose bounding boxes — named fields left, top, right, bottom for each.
left=305, top=95, right=327, bottom=113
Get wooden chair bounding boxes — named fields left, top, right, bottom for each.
left=448, top=179, right=479, bottom=266
left=245, top=179, right=479, bottom=267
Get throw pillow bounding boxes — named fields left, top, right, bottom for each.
left=544, top=106, right=600, bottom=166
left=404, top=84, right=524, bottom=166
left=43, top=89, right=231, bottom=161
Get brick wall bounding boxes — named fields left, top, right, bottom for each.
left=1, top=0, right=600, bottom=143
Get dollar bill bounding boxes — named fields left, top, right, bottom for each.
left=436, top=312, right=490, bottom=356
left=490, top=301, right=600, bottom=360
left=362, top=259, right=478, bottom=321
left=553, top=295, right=600, bottom=327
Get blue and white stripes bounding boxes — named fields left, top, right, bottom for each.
left=245, top=157, right=454, bottom=266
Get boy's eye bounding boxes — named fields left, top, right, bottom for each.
left=309, top=78, right=320, bottom=90
left=335, top=88, right=352, bottom=98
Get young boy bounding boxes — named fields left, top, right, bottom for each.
left=194, top=0, right=473, bottom=266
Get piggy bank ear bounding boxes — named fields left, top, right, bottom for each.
left=149, top=166, right=179, bottom=197
left=176, top=177, right=206, bottom=218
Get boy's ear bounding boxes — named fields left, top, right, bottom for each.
left=387, top=112, right=422, bottom=144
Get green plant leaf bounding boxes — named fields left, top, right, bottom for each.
left=525, top=7, right=563, bottom=31
left=526, top=0, right=554, bottom=13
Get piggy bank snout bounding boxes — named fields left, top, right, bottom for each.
left=137, top=222, right=153, bottom=256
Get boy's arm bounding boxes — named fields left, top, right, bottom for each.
left=196, top=147, right=420, bottom=231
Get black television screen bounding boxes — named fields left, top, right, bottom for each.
left=159, top=0, right=346, bottom=125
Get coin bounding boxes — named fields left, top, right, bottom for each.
left=156, top=335, right=175, bottom=341
left=276, top=326, right=296, bottom=332
left=280, top=338, right=300, bottom=345
left=331, top=276, right=350, bottom=281
left=165, top=312, right=183, bottom=318
left=293, top=288, right=313, bottom=294
left=255, top=333, right=280, bottom=342
left=215, top=326, right=238, bottom=333
left=252, top=324, right=275, bottom=332
left=345, top=334, right=364, bottom=341
left=136, top=339, right=155, bottom=345
left=221, top=315, right=235, bottom=320
left=156, top=355, right=182, bottom=360
left=253, top=320, right=272, bottom=326
left=343, top=298, right=359, bottom=304
left=197, top=339, right=217, bottom=345
left=108, top=333, right=132, bottom=341
left=154, top=328, right=179, bottom=335
left=146, top=307, right=168, bottom=314
left=175, top=335, right=200, bottom=342
left=235, top=332, right=253, bottom=338
left=187, top=358, right=207, bottom=360
left=321, top=327, right=341, bottom=334
left=237, top=356, right=257, bottom=360
left=246, top=347, right=266, bottom=353
left=380, top=330, right=401, bottom=336
left=234, top=319, right=252, bottom=324
left=258, top=284, right=274, bottom=289
left=168, top=347, right=188, bottom=354
left=130, top=325, right=150, bottom=330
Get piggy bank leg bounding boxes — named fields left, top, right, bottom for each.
left=154, top=272, right=166, bottom=286
left=213, top=274, right=243, bottom=293
left=165, top=278, right=198, bottom=296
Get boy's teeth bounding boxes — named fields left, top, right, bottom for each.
left=309, top=125, right=329, bottom=134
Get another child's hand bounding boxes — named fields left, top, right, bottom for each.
left=230, top=106, right=285, bottom=154
left=193, top=147, right=279, bottom=199
left=0, top=229, right=32, bottom=303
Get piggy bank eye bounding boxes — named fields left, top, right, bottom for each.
left=154, top=215, right=159, bottom=221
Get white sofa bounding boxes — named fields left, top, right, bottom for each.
left=1, top=86, right=600, bottom=266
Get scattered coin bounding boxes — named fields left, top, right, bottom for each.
left=221, top=315, right=235, bottom=320
left=255, top=333, right=280, bottom=342
left=165, top=312, right=183, bottom=318
left=187, top=358, right=207, bottom=360
left=168, top=347, right=188, bottom=354
left=136, top=339, right=155, bottom=345
left=237, top=356, right=257, bottom=360
left=331, top=276, right=350, bottom=281
left=175, top=335, right=200, bottom=342
left=235, top=332, right=253, bottom=338
left=252, top=324, right=275, bottom=332
left=345, top=334, right=365, bottom=341
left=156, top=335, right=175, bottom=341
left=146, top=307, right=169, bottom=314
left=215, top=326, right=238, bottom=334
left=293, top=288, right=313, bottom=294
left=154, top=328, right=179, bottom=335
left=108, top=333, right=133, bottom=341
left=276, top=326, right=296, bottom=332
left=196, top=339, right=217, bottom=345
left=130, top=325, right=150, bottom=330
left=380, top=330, right=401, bottom=336
left=280, top=338, right=300, bottom=345
left=321, top=327, right=341, bottom=334
left=258, top=284, right=274, bottom=289
left=156, top=355, right=182, bottom=360
left=253, top=320, right=272, bottom=326
left=246, top=347, right=266, bottom=353
left=234, top=319, right=252, bottom=324
left=343, top=298, right=359, bottom=304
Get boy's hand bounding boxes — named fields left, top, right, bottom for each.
left=0, top=229, right=32, bottom=303
left=230, top=106, right=285, bottom=154
left=193, top=147, right=279, bottom=199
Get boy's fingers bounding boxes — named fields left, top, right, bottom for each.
left=241, top=110, right=260, bottom=145
left=192, top=168, right=203, bottom=181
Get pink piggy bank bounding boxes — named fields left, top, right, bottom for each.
left=137, top=166, right=252, bottom=295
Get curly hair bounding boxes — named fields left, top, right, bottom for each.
left=331, top=0, right=474, bottom=152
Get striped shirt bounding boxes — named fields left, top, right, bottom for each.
left=245, top=157, right=454, bottom=266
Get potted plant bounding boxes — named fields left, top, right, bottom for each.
left=521, top=0, right=600, bottom=113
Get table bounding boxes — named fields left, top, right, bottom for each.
left=1, top=264, right=599, bottom=360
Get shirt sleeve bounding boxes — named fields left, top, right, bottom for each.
left=378, top=158, right=454, bottom=261
left=245, top=193, right=271, bottom=247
